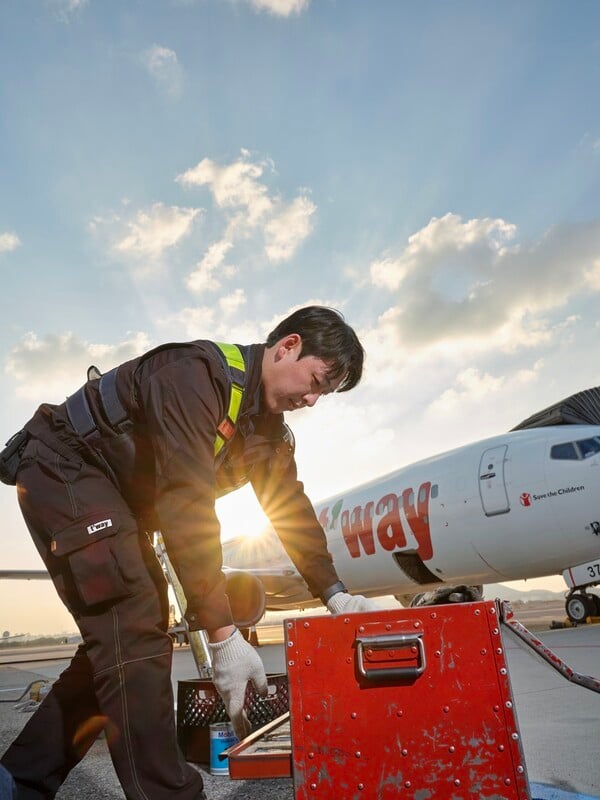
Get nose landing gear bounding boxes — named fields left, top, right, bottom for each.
left=565, top=590, right=600, bottom=623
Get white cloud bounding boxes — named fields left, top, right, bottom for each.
left=584, top=258, right=600, bottom=290
left=186, top=239, right=236, bottom=293
left=141, top=44, right=184, bottom=100
left=87, top=211, right=120, bottom=234
left=245, top=0, right=310, bottom=17
left=339, top=290, right=599, bottom=479
left=369, top=254, right=407, bottom=291
left=0, top=233, right=20, bottom=254
left=420, top=361, right=547, bottom=447
left=264, top=195, right=316, bottom=263
left=159, top=298, right=330, bottom=347
left=176, top=151, right=316, bottom=271
left=355, top=303, right=583, bottom=454
left=165, top=306, right=217, bottom=337
left=114, top=202, right=201, bottom=260
left=427, top=368, right=507, bottom=416
left=370, top=213, right=516, bottom=291
left=5, top=331, right=151, bottom=402
left=367, top=213, right=600, bottom=352
left=346, top=247, right=600, bottom=482
left=177, top=157, right=274, bottom=225
left=218, top=288, right=246, bottom=317
left=160, top=300, right=263, bottom=343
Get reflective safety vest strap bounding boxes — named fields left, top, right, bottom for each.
left=214, top=342, right=245, bottom=373
left=213, top=342, right=246, bottom=457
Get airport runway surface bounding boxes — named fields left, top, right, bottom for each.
left=1, top=607, right=599, bottom=799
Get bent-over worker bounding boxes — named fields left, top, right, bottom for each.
left=0, top=305, right=377, bottom=800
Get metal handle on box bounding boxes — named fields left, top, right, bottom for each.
left=356, top=632, right=426, bottom=682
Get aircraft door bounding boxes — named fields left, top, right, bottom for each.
left=478, top=445, right=510, bottom=516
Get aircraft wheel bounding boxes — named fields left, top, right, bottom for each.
left=591, top=594, right=600, bottom=617
left=566, top=593, right=594, bottom=623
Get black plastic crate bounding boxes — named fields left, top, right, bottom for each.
left=177, top=674, right=289, bottom=764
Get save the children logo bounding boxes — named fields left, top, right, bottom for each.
left=520, top=486, right=585, bottom=507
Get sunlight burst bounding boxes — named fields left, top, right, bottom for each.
left=216, top=484, right=271, bottom=542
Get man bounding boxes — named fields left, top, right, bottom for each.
left=0, top=306, right=376, bottom=800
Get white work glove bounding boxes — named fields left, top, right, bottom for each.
left=327, top=592, right=379, bottom=615
left=208, top=628, right=268, bottom=741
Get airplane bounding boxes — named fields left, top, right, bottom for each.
left=221, top=422, right=600, bottom=626
left=2, top=387, right=600, bottom=626
left=221, top=385, right=600, bottom=626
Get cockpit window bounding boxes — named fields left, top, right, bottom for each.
left=550, top=442, right=579, bottom=460
left=551, top=437, right=600, bottom=460
left=577, top=437, right=600, bottom=459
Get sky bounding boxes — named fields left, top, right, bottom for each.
left=1, top=0, right=600, bottom=635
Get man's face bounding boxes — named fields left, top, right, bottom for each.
left=262, top=335, right=341, bottom=414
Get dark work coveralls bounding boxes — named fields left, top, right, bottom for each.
left=1, top=341, right=340, bottom=800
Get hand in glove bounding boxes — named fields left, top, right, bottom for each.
left=208, top=628, right=268, bottom=741
left=327, top=592, right=379, bottom=615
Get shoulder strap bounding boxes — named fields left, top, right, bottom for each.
left=212, top=342, right=246, bottom=458
left=99, top=367, right=129, bottom=431
left=67, top=341, right=246, bottom=452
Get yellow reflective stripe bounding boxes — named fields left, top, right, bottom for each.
left=213, top=343, right=245, bottom=458
left=215, top=342, right=245, bottom=372
left=229, top=383, right=243, bottom=422
left=214, top=436, right=225, bottom=456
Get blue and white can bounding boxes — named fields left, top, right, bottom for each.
left=209, top=722, right=238, bottom=775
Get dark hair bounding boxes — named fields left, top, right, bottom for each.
left=266, top=306, right=364, bottom=392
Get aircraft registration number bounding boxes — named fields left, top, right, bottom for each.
left=563, top=560, right=600, bottom=588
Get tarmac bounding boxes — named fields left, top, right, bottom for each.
left=1, top=602, right=599, bottom=799
left=0, top=657, right=293, bottom=800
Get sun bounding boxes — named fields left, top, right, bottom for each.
left=216, top=484, right=271, bottom=542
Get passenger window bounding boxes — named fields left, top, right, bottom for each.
left=430, top=484, right=439, bottom=499
left=576, top=438, right=600, bottom=459
left=550, top=442, right=579, bottom=460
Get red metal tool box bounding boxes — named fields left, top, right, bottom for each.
left=228, top=600, right=531, bottom=799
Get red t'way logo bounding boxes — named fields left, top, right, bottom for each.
left=318, top=482, right=433, bottom=561
left=520, top=493, right=532, bottom=507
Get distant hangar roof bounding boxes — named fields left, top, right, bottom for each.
left=511, top=386, right=600, bottom=430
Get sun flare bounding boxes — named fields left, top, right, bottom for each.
left=216, top=484, right=271, bottom=542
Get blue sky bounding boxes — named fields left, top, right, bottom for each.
left=1, top=0, right=600, bottom=633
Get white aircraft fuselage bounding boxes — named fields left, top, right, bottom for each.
left=324, top=424, right=600, bottom=596
left=223, top=424, right=600, bottom=618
